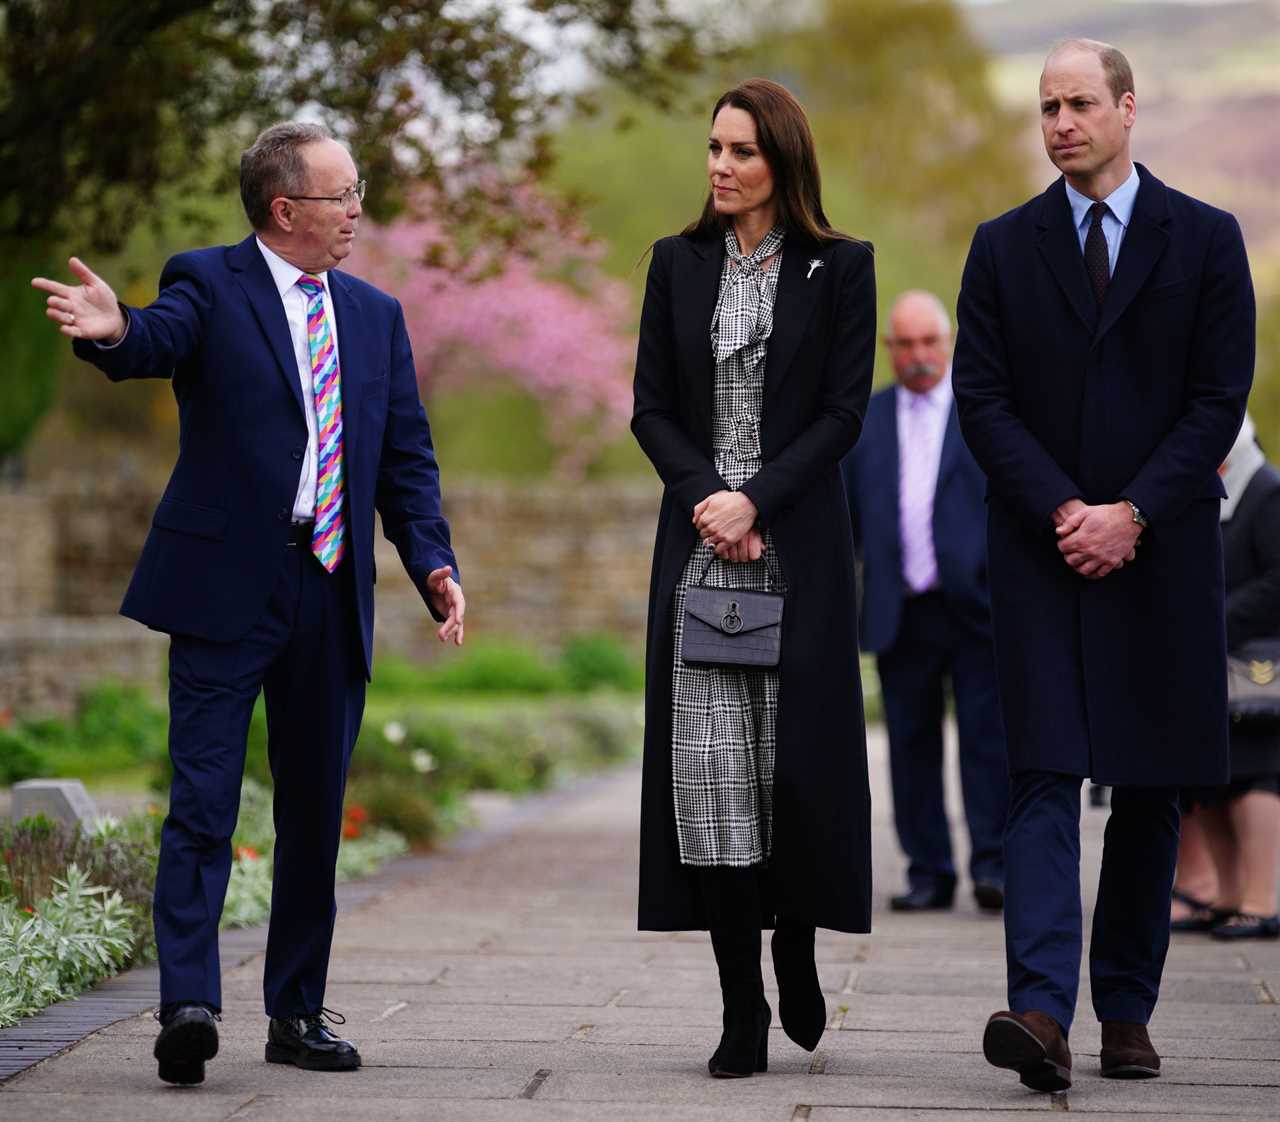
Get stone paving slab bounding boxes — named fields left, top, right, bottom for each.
left=2, top=724, right=1277, bottom=1120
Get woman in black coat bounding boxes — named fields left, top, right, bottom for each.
left=631, top=78, right=876, bottom=1077
left=1171, top=414, right=1280, bottom=939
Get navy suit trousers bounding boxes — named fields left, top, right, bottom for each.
left=1004, top=771, right=1180, bottom=1034
left=155, top=539, right=366, bottom=1017
left=876, top=591, right=1008, bottom=891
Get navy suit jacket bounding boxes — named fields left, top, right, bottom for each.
left=952, top=165, right=1253, bottom=785
left=841, top=385, right=991, bottom=654
left=72, top=234, right=458, bottom=677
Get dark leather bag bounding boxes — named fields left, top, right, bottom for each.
left=682, top=552, right=784, bottom=669
left=1227, top=638, right=1280, bottom=725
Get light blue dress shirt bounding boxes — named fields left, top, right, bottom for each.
left=1064, top=164, right=1140, bottom=277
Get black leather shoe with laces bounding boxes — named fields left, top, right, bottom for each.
left=265, top=1007, right=361, bottom=1071
left=154, top=1003, right=220, bottom=1085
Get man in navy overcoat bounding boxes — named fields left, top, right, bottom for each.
left=33, top=123, right=465, bottom=1086
left=953, top=41, right=1254, bottom=1092
left=842, top=290, right=1007, bottom=914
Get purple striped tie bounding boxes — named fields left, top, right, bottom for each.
left=296, top=275, right=346, bottom=572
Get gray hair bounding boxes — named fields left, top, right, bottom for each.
left=1044, top=38, right=1135, bottom=104
left=240, top=122, right=333, bottom=230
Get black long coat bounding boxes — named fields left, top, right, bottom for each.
left=632, top=231, right=877, bottom=933
left=952, top=166, right=1255, bottom=787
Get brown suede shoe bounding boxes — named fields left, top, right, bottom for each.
left=983, top=1010, right=1072, bottom=1091
left=1100, top=1021, right=1160, bottom=1079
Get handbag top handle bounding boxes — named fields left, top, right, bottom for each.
left=692, top=539, right=782, bottom=593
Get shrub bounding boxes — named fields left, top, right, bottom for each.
left=0, top=727, right=49, bottom=784
left=0, top=865, right=138, bottom=1029
left=560, top=633, right=644, bottom=693
left=417, top=640, right=566, bottom=694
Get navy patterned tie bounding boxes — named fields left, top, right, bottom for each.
left=1084, top=201, right=1111, bottom=307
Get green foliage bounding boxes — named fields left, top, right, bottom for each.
left=415, top=641, right=568, bottom=695
left=0, top=865, right=138, bottom=1028
left=561, top=633, right=646, bottom=693
left=1243, top=286, right=1280, bottom=456
left=8, top=682, right=167, bottom=782
left=0, top=727, right=48, bottom=784
left=0, top=240, right=63, bottom=458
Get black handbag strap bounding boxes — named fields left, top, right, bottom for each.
left=693, top=539, right=782, bottom=593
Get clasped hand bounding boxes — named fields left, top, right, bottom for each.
left=1053, top=499, right=1141, bottom=580
left=693, top=491, right=762, bottom=562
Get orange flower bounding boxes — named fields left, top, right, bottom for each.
left=345, top=805, right=369, bottom=825
left=234, top=846, right=260, bottom=862
left=342, top=822, right=361, bottom=840
left=23, top=906, right=35, bottom=915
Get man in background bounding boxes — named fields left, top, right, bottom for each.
left=842, top=290, right=1008, bottom=914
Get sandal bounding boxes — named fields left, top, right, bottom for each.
left=1169, top=889, right=1231, bottom=933
left=1210, top=912, right=1280, bottom=940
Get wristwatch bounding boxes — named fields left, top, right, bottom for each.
left=1123, top=499, right=1149, bottom=529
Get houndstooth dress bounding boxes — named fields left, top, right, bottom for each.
left=670, top=224, right=788, bottom=867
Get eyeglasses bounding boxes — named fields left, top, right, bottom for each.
left=286, top=180, right=366, bottom=208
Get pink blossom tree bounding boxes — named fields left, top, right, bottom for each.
left=353, top=187, right=636, bottom=477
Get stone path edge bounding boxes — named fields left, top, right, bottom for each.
left=0, top=766, right=630, bottom=1084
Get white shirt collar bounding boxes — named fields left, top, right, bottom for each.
left=1065, top=163, right=1140, bottom=232
left=899, top=369, right=953, bottom=411
left=255, top=237, right=329, bottom=299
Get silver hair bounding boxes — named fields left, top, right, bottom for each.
left=239, top=122, right=333, bottom=230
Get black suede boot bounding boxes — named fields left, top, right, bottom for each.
left=708, top=927, right=771, bottom=1077
left=771, top=919, right=827, bottom=1051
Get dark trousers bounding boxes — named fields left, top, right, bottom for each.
left=1003, top=770, right=1180, bottom=1034
left=154, top=541, right=366, bottom=1017
left=876, top=591, right=1009, bottom=891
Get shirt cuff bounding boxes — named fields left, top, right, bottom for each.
left=93, top=308, right=130, bottom=350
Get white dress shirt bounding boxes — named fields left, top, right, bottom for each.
left=1065, top=163, right=1140, bottom=276
left=256, top=237, right=341, bottom=522
left=896, top=373, right=953, bottom=594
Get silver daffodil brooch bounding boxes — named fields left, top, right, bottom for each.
left=806, top=258, right=824, bottom=279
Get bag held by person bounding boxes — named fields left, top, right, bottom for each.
left=1226, top=638, right=1280, bottom=725
left=682, top=549, right=784, bottom=669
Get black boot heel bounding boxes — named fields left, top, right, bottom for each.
left=772, top=922, right=826, bottom=1051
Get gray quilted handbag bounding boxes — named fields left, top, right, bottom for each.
left=681, top=550, right=784, bottom=669
left=1227, top=638, right=1280, bottom=725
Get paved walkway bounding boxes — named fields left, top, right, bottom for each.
left=2, top=727, right=1278, bottom=1120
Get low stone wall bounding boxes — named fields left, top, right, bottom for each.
left=0, top=617, right=167, bottom=716
left=1, top=478, right=662, bottom=713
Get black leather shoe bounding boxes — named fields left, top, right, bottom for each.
left=973, top=880, right=1005, bottom=912
left=266, top=1008, right=361, bottom=1071
left=1210, top=912, right=1280, bottom=940
left=890, top=882, right=955, bottom=912
left=154, top=1003, right=220, bottom=1085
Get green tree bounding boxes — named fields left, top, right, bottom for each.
left=0, top=0, right=710, bottom=461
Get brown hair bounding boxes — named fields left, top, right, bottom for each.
left=681, top=78, right=851, bottom=244
left=1045, top=39, right=1135, bottom=104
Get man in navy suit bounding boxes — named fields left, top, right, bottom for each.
left=953, top=41, right=1253, bottom=1091
left=841, top=291, right=1008, bottom=914
left=33, top=123, right=465, bottom=1085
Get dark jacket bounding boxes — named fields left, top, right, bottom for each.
left=952, top=166, right=1254, bottom=786
left=633, top=231, right=876, bottom=933
left=72, top=234, right=458, bottom=678
left=841, top=386, right=991, bottom=654
left=1224, top=463, right=1280, bottom=651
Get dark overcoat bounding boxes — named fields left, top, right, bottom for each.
left=952, top=166, right=1255, bottom=787
left=632, top=231, right=877, bottom=933
left=841, top=388, right=992, bottom=655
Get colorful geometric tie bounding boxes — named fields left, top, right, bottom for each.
left=296, top=274, right=346, bottom=572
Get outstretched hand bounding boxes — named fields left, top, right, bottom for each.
left=31, top=257, right=126, bottom=342
left=426, top=565, right=465, bottom=646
